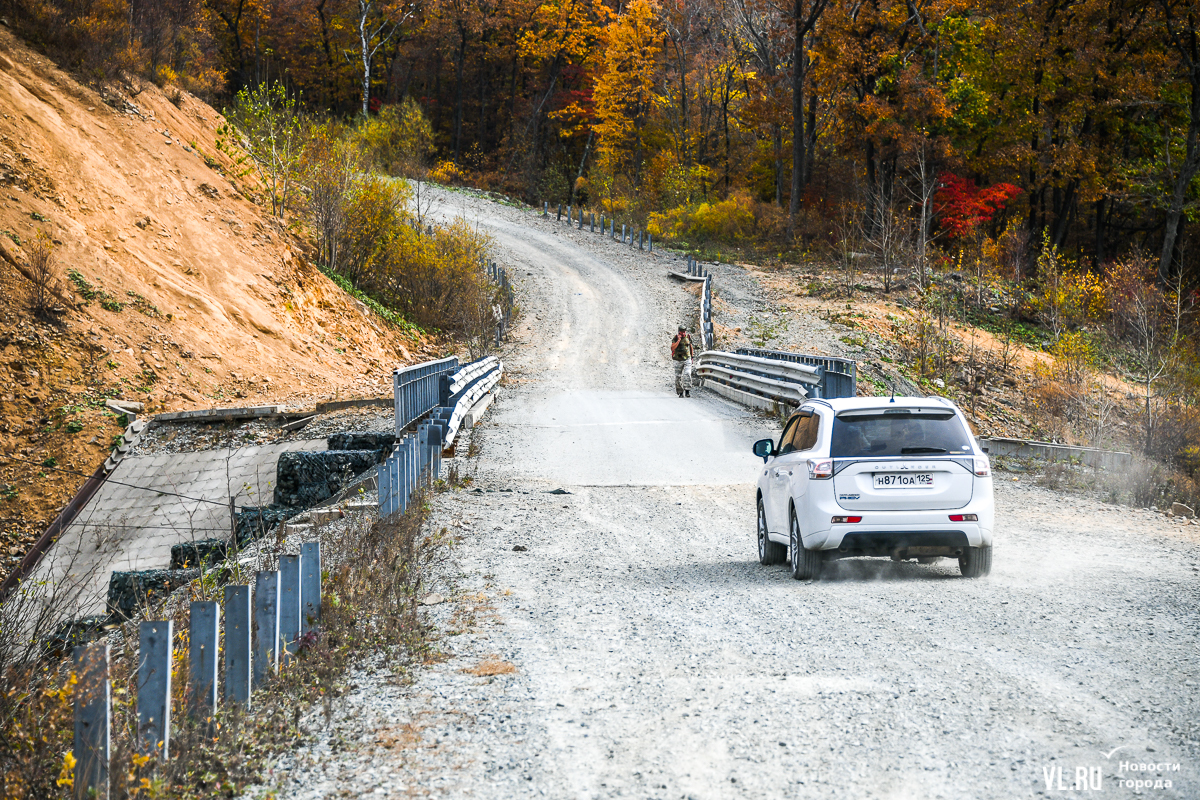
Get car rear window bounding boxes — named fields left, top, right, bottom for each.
left=830, top=411, right=973, bottom=458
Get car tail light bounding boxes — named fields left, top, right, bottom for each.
left=831, top=516, right=862, bottom=524
left=948, top=513, right=978, bottom=522
left=809, top=459, right=833, bottom=479
left=973, top=456, right=990, bottom=477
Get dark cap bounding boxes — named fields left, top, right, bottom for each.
left=678, top=325, right=686, bottom=331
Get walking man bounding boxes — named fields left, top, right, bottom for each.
left=671, top=325, right=693, bottom=397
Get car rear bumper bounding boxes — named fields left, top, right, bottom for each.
left=802, top=501, right=994, bottom=550
left=826, top=529, right=971, bottom=557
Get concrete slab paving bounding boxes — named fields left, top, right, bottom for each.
left=29, top=439, right=328, bottom=619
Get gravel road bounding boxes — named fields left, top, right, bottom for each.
left=252, top=192, right=1200, bottom=799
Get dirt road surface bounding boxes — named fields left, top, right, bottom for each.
left=255, top=195, right=1200, bottom=799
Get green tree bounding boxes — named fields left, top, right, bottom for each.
left=219, top=81, right=305, bottom=217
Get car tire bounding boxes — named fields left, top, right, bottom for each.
left=959, top=546, right=992, bottom=578
left=789, top=509, right=822, bottom=580
left=757, top=496, right=786, bottom=565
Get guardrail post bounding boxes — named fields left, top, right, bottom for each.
left=188, top=601, right=219, bottom=717
left=398, top=438, right=409, bottom=513
left=74, top=642, right=110, bottom=800
left=301, top=542, right=321, bottom=635
left=410, top=435, right=419, bottom=495
left=253, top=570, right=279, bottom=687
left=648, top=233, right=652, bottom=252
left=590, top=212, right=595, bottom=232
left=429, top=424, right=443, bottom=478
left=621, top=224, right=625, bottom=243
left=378, top=452, right=392, bottom=517
left=639, top=230, right=644, bottom=250
left=557, top=203, right=562, bottom=220
left=390, top=447, right=401, bottom=513
left=392, top=369, right=401, bottom=435
left=136, top=621, right=171, bottom=760
left=542, top=201, right=548, bottom=217
left=567, top=204, right=572, bottom=224
left=401, top=435, right=411, bottom=506
left=418, top=422, right=430, bottom=478
left=578, top=210, right=584, bottom=229
left=280, top=555, right=301, bottom=657
left=223, top=585, right=251, bottom=706
left=395, top=444, right=405, bottom=509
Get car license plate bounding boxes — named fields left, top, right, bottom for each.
left=873, top=472, right=934, bottom=489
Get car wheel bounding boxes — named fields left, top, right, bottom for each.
left=958, top=546, right=992, bottom=578
left=789, top=508, right=822, bottom=580
left=757, top=496, right=786, bottom=565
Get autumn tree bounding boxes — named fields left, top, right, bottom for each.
left=1159, top=0, right=1200, bottom=281
left=592, top=0, right=662, bottom=200
left=787, top=0, right=829, bottom=234
left=355, top=1, right=415, bottom=117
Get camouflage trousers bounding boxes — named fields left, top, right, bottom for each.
left=674, top=358, right=693, bottom=394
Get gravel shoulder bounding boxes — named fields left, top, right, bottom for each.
left=250, top=191, right=1200, bottom=800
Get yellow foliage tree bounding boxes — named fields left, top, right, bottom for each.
left=593, top=0, right=662, bottom=193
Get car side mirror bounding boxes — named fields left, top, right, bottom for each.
left=753, top=439, right=775, bottom=462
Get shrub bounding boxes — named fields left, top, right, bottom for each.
left=429, top=159, right=466, bottom=185
left=648, top=191, right=759, bottom=243
left=1027, top=233, right=1106, bottom=340
left=335, top=174, right=409, bottom=287
left=329, top=176, right=493, bottom=332
left=303, top=122, right=360, bottom=272
left=353, top=98, right=436, bottom=177
left=25, top=232, right=60, bottom=319
left=1049, top=331, right=1095, bottom=386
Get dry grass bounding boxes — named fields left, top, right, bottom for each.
left=464, top=656, right=517, bottom=677
left=0, top=491, right=448, bottom=799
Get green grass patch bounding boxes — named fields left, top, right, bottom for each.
left=320, top=267, right=424, bottom=337
left=68, top=270, right=126, bottom=312
left=125, top=290, right=162, bottom=317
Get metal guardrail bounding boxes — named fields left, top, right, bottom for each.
left=735, top=348, right=857, bottom=399
left=487, top=261, right=514, bottom=344
left=545, top=201, right=654, bottom=251
left=67, top=541, right=325, bottom=797
left=447, top=355, right=499, bottom=396
left=379, top=425, right=442, bottom=517
left=393, top=356, right=458, bottom=433
left=380, top=355, right=503, bottom=519
left=441, top=367, right=502, bottom=446
left=677, top=256, right=714, bottom=349
left=696, top=350, right=822, bottom=405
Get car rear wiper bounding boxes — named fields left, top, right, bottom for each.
left=900, top=446, right=948, bottom=454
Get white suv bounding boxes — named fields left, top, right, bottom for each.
left=752, top=396, right=994, bottom=579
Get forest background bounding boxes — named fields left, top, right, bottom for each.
left=8, top=0, right=1200, bottom=494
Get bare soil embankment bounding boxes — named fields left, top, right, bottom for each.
left=0, top=26, right=438, bottom=576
